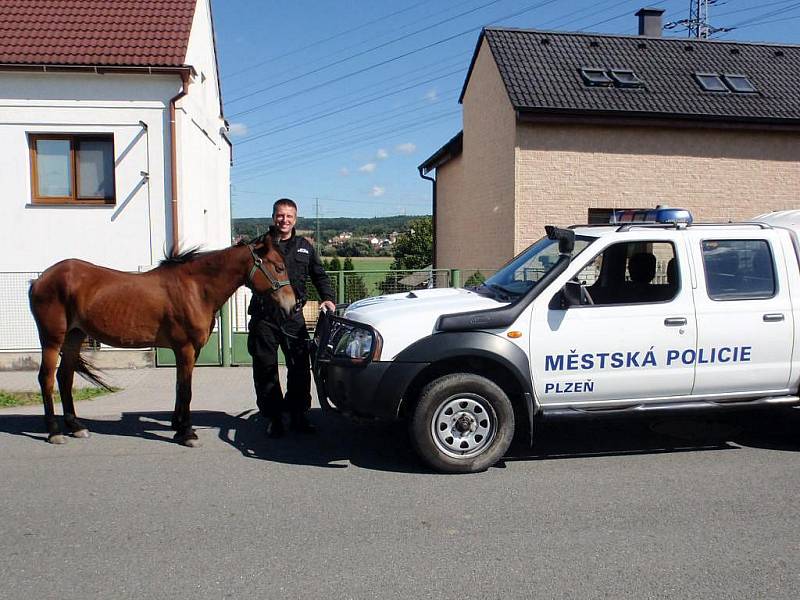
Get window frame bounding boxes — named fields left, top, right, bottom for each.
left=609, top=68, right=643, bottom=88
left=579, top=67, right=613, bottom=87
left=722, top=73, right=757, bottom=94
left=566, top=240, right=680, bottom=307
left=28, top=133, right=116, bottom=205
left=694, top=72, right=729, bottom=93
left=701, top=238, right=777, bottom=302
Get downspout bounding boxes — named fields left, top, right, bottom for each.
left=169, top=72, right=191, bottom=252
left=417, top=166, right=437, bottom=270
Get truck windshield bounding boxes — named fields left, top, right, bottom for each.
left=480, top=235, right=594, bottom=299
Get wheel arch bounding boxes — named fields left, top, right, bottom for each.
left=394, top=332, right=534, bottom=441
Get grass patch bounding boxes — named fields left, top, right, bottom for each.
left=349, top=257, right=394, bottom=271
left=0, top=386, right=118, bottom=408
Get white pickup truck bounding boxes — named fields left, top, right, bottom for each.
left=312, top=208, right=800, bottom=473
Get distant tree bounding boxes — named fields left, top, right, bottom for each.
left=464, top=271, right=486, bottom=288
left=328, top=256, right=342, bottom=272
left=337, top=239, right=374, bottom=257
left=342, top=257, right=369, bottom=303
left=390, top=217, right=433, bottom=270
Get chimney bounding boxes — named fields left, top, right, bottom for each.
left=636, top=7, right=665, bottom=37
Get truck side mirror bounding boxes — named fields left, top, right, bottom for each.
left=549, top=280, right=582, bottom=310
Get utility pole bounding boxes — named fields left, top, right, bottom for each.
left=315, top=197, right=320, bottom=254
left=665, top=0, right=728, bottom=38
left=688, top=0, right=710, bottom=38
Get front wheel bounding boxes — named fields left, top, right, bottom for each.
left=410, top=373, right=515, bottom=473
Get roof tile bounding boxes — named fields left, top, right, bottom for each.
left=482, top=28, right=800, bottom=122
left=0, top=0, right=196, bottom=67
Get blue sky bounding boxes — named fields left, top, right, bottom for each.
left=212, top=0, right=800, bottom=219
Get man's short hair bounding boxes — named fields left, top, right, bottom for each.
left=272, top=198, right=297, bottom=216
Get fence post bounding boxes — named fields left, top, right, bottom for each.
left=450, top=269, right=461, bottom=288
left=220, top=299, right=231, bottom=367
left=337, top=271, right=345, bottom=305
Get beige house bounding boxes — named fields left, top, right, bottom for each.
left=419, top=9, right=800, bottom=272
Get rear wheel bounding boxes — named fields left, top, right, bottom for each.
left=410, top=373, right=515, bottom=473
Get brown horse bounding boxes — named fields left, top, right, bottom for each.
left=29, top=230, right=296, bottom=446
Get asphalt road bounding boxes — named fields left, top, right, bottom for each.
left=0, top=367, right=798, bottom=600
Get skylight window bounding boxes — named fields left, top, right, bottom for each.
left=610, top=69, right=643, bottom=88
left=580, top=68, right=612, bottom=87
left=723, top=74, right=757, bottom=93
left=695, top=73, right=728, bottom=92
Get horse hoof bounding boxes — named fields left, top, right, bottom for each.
left=183, top=437, right=202, bottom=448
left=71, top=429, right=90, bottom=439
left=48, top=434, right=67, bottom=445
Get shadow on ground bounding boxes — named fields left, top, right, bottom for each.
left=0, top=407, right=797, bottom=473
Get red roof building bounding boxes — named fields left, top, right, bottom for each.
left=0, top=0, right=197, bottom=67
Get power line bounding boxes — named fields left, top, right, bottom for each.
left=223, top=0, right=431, bottom=80
left=223, top=1, right=489, bottom=99
left=234, top=87, right=461, bottom=167
left=578, top=0, right=669, bottom=31
left=236, top=52, right=469, bottom=135
left=233, top=68, right=465, bottom=144
left=228, top=0, right=561, bottom=119
left=227, top=0, right=503, bottom=105
left=234, top=109, right=461, bottom=178
left=235, top=111, right=459, bottom=183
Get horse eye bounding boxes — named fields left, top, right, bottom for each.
left=277, top=265, right=286, bottom=273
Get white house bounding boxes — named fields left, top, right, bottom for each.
left=0, top=0, right=231, bottom=358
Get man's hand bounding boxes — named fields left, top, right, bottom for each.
left=320, top=300, right=336, bottom=313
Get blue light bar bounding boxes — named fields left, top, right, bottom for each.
left=610, top=207, right=693, bottom=225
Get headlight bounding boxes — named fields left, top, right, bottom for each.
left=328, top=321, right=382, bottom=362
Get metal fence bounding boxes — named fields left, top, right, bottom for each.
left=2, top=268, right=496, bottom=352
left=0, top=272, right=41, bottom=352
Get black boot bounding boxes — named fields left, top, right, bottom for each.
left=289, top=413, right=316, bottom=434
left=266, top=417, right=285, bottom=438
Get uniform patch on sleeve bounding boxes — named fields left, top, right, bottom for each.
left=297, top=248, right=310, bottom=254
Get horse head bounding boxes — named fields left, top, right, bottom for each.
left=246, top=229, right=297, bottom=316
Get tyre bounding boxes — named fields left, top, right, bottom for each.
left=410, top=373, right=515, bottom=473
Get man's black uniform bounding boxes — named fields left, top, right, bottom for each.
left=247, top=230, right=334, bottom=425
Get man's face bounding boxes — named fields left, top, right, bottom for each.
left=273, top=204, right=297, bottom=239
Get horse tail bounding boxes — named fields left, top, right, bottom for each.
left=73, top=352, right=114, bottom=392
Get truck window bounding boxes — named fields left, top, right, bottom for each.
left=575, top=241, right=678, bottom=305
left=701, top=239, right=776, bottom=300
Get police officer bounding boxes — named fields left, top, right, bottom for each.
left=248, top=198, right=336, bottom=438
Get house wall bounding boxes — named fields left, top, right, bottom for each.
left=437, top=38, right=517, bottom=272
left=515, top=123, right=800, bottom=253
left=178, top=0, right=231, bottom=251
left=0, top=71, right=180, bottom=272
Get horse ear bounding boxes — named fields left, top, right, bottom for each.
left=268, top=225, right=280, bottom=243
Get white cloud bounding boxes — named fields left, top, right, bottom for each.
left=376, top=148, right=389, bottom=160
left=395, top=142, right=416, bottom=155
left=228, top=122, right=248, bottom=137
left=424, top=88, right=438, bottom=102
left=370, top=186, right=385, bottom=197
left=339, top=167, right=350, bottom=176
left=358, top=162, right=377, bottom=173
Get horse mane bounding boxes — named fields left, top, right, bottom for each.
left=159, top=246, right=206, bottom=266
left=159, top=227, right=279, bottom=267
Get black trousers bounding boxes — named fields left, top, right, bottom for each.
left=248, top=315, right=311, bottom=420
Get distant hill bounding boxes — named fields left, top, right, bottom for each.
left=233, top=215, right=426, bottom=242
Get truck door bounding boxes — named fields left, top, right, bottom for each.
left=530, top=237, right=697, bottom=406
left=689, top=231, right=793, bottom=396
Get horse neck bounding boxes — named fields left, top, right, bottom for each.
left=189, top=245, right=251, bottom=310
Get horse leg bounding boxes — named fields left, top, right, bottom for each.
left=173, top=344, right=200, bottom=447
left=38, top=342, right=64, bottom=444
left=58, top=330, right=90, bottom=438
